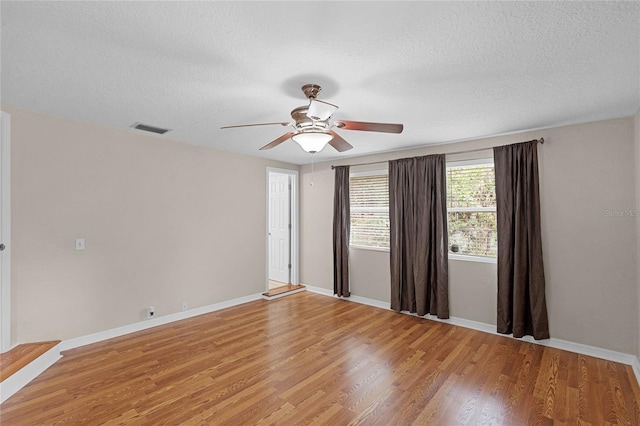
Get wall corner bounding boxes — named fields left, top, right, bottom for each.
left=634, top=111, right=640, bottom=360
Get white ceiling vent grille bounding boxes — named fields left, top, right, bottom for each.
left=131, top=122, right=171, bottom=134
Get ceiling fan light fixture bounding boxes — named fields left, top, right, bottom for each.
left=221, top=84, right=401, bottom=153
left=291, top=131, right=333, bottom=153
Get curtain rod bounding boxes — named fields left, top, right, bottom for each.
left=330, top=138, right=544, bottom=169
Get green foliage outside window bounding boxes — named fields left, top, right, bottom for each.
left=447, top=163, right=497, bottom=257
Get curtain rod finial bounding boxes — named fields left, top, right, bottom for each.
left=539, top=137, right=545, bottom=144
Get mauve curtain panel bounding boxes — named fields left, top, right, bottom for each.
left=389, top=154, right=449, bottom=318
left=333, top=165, right=351, bottom=297
left=494, top=140, right=549, bottom=340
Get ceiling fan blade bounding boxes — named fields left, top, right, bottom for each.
left=307, top=99, right=338, bottom=121
left=328, top=130, right=353, bottom=152
left=221, top=122, right=290, bottom=129
left=259, top=132, right=296, bottom=150
left=334, top=120, right=403, bottom=134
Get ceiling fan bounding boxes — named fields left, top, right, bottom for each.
left=221, top=84, right=404, bottom=154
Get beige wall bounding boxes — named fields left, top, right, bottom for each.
left=5, top=106, right=297, bottom=344
left=635, top=111, right=640, bottom=359
left=301, top=116, right=638, bottom=354
left=7, top=105, right=637, bottom=356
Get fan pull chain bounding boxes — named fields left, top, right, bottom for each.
left=310, top=154, right=315, bottom=186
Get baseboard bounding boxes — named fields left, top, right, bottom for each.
left=60, top=293, right=263, bottom=351
left=632, top=356, right=640, bottom=387
left=347, top=294, right=389, bottom=310
left=0, top=343, right=61, bottom=404
left=304, top=284, right=334, bottom=297
left=305, top=288, right=640, bottom=386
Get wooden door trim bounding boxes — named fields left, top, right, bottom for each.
left=1, top=111, right=11, bottom=353
left=265, top=168, right=299, bottom=292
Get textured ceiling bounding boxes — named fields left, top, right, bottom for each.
left=1, top=1, right=639, bottom=165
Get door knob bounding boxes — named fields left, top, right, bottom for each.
left=0, top=244, right=5, bottom=251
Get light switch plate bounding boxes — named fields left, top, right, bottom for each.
left=75, top=238, right=85, bottom=250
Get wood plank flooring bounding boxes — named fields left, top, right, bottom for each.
left=1, top=292, right=639, bottom=425
left=268, top=280, right=287, bottom=290
left=263, top=284, right=305, bottom=298
left=0, top=341, right=60, bottom=382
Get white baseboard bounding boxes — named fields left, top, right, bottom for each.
left=304, top=287, right=640, bottom=387
left=347, top=294, right=389, bottom=310
left=306, top=286, right=389, bottom=310
left=0, top=343, right=61, bottom=404
left=632, top=356, right=640, bottom=386
left=304, top=284, right=334, bottom=297
left=60, top=293, right=263, bottom=351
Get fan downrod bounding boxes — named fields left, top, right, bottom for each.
left=301, top=84, right=322, bottom=100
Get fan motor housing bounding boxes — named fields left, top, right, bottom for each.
left=291, top=106, right=329, bottom=130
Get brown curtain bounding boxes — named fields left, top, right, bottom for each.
left=389, top=155, right=449, bottom=318
left=333, top=166, right=351, bottom=297
left=494, top=141, right=549, bottom=339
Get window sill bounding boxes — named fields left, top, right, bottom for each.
left=449, top=254, right=497, bottom=264
left=349, top=245, right=390, bottom=253
left=348, top=246, right=497, bottom=265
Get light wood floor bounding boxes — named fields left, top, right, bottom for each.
left=268, top=279, right=288, bottom=290
left=0, top=341, right=59, bottom=382
left=1, top=292, right=639, bottom=425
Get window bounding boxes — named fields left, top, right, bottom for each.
left=446, top=160, right=497, bottom=258
left=349, top=171, right=389, bottom=250
left=348, top=161, right=497, bottom=258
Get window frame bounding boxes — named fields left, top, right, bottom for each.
left=346, top=159, right=499, bottom=263
left=349, top=169, right=390, bottom=252
left=446, top=157, right=497, bottom=264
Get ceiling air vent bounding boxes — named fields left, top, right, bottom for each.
left=131, top=122, right=171, bottom=134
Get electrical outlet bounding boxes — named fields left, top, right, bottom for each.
left=75, top=238, right=85, bottom=250
left=146, top=306, right=155, bottom=319
left=181, top=301, right=188, bottom=311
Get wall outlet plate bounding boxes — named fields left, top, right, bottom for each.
left=181, top=301, right=188, bottom=311
left=75, top=239, right=85, bottom=250
left=146, top=306, right=155, bottom=319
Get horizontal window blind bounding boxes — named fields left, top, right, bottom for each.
left=350, top=173, right=389, bottom=249
left=350, top=211, right=390, bottom=248
left=350, top=174, right=389, bottom=207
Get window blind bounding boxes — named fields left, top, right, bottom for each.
left=349, top=173, right=389, bottom=249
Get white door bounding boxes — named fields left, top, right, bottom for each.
left=269, top=173, right=290, bottom=284
left=0, top=112, right=11, bottom=353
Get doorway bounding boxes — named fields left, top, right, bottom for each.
left=1, top=111, right=11, bottom=353
left=266, top=168, right=298, bottom=291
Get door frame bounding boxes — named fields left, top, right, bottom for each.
left=1, top=111, right=11, bottom=353
left=265, top=167, right=299, bottom=290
